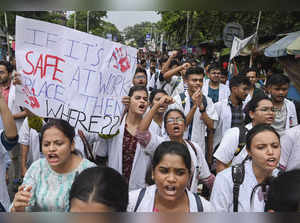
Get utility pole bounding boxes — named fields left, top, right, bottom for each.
left=87, top=11, right=90, bottom=33
left=186, top=11, right=190, bottom=50
left=4, top=12, right=10, bottom=59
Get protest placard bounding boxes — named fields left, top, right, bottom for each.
left=15, top=16, right=137, bottom=134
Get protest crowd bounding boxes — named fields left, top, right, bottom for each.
left=1, top=18, right=300, bottom=213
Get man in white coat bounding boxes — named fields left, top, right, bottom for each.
left=213, top=75, right=251, bottom=150
left=170, top=67, right=218, bottom=166
left=202, top=64, right=230, bottom=103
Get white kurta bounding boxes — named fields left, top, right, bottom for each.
left=127, top=184, right=214, bottom=212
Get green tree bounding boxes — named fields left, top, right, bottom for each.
left=123, top=21, right=156, bottom=48
left=66, top=11, right=122, bottom=41
left=159, top=11, right=300, bottom=47
left=66, top=11, right=107, bottom=33
left=0, top=11, right=67, bottom=36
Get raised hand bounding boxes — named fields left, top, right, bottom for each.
left=158, top=95, right=174, bottom=107
left=11, top=185, right=32, bottom=212
left=12, top=72, right=22, bottom=85
left=181, top=62, right=191, bottom=70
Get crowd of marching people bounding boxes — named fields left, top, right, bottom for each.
left=1, top=47, right=300, bottom=213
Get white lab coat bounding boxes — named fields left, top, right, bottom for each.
left=214, top=123, right=253, bottom=166
left=212, top=99, right=231, bottom=149
left=143, top=133, right=211, bottom=193
left=0, top=130, right=11, bottom=211
left=127, top=184, right=214, bottom=212
left=279, top=125, right=300, bottom=171
left=92, top=116, right=152, bottom=191
left=202, top=81, right=230, bottom=103
left=170, top=91, right=218, bottom=153
left=281, top=98, right=298, bottom=130
left=210, top=160, right=265, bottom=212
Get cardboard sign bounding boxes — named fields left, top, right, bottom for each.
left=15, top=16, right=137, bottom=134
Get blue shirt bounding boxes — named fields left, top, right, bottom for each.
left=208, top=87, right=219, bottom=103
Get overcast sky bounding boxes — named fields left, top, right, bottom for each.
left=104, top=11, right=161, bottom=31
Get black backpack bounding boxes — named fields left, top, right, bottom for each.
left=133, top=187, right=203, bottom=212
left=233, top=125, right=248, bottom=157
left=230, top=126, right=248, bottom=212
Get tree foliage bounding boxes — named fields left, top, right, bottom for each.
left=0, top=11, right=67, bottom=36
left=123, top=21, right=161, bottom=48
left=66, top=11, right=121, bottom=40
left=159, top=11, right=300, bottom=47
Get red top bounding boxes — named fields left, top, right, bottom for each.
left=122, top=126, right=138, bottom=183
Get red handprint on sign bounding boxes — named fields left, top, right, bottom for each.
left=22, top=86, right=40, bottom=109
left=111, top=47, right=131, bottom=73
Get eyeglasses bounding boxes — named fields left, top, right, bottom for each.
left=255, top=107, right=276, bottom=112
left=166, top=117, right=185, bottom=124
left=134, top=75, right=146, bottom=79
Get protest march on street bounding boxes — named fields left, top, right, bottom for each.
left=0, top=11, right=300, bottom=213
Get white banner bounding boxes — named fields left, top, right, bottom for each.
left=230, top=33, right=256, bottom=61
left=15, top=16, right=137, bottom=134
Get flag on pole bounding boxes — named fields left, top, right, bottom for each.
left=230, top=33, right=257, bottom=61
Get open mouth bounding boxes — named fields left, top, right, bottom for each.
left=173, top=126, right=180, bottom=133
left=266, top=158, right=277, bottom=167
left=164, top=185, right=177, bottom=196
left=48, top=154, right=59, bottom=163
left=139, top=104, right=146, bottom=110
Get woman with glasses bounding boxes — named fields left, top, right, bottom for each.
left=136, top=96, right=215, bottom=194
left=214, top=95, right=276, bottom=173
